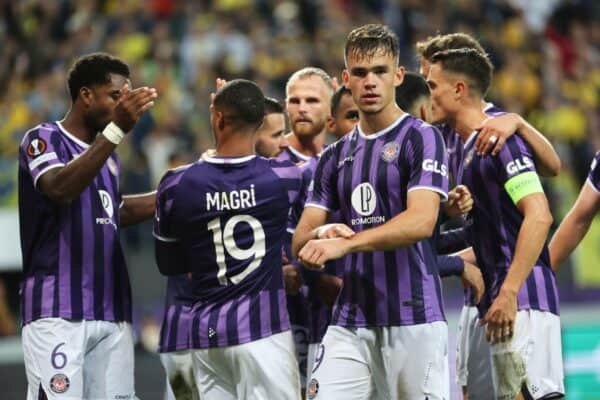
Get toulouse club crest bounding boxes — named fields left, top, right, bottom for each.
left=381, top=142, right=400, bottom=163
left=50, top=373, right=70, bottom=393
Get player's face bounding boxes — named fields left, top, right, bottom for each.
left=85, top=73, right=129, bottom=132
left=343, top=49, right=403, bottom=115
left=426, top=63, right=458, bottom=125
left=255, top=112, right=288, bottom=158
left=286, top=76, right=331, bottom=138
left=330, top=94, right=359, bottom=139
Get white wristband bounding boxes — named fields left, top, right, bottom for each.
left=316, top=223, right=336, bottom=239
left=102, top=122, right=125, bottom=145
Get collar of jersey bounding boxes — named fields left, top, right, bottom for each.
left=287, top=144, right=316, bottom=161
left=56, top=121, right=91, bottom=148
left=464, top=130, right=480, bottom=150
left=357, top=113, right=408, bottom=140
left=203, top=154, right=256, bottom=164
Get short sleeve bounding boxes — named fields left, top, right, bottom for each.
left=404, top=125, right=449, bottom=200
left=305, top=144, right=340, bottom=212
left=495, top=134, right=544, bottom=204
left=20, top=125, right=68, bottom=187
left=287, top=164, right=311, bottom=234
left=153, top=169, right=187, bottom=242
left=586, top=152, right=600, bottom=193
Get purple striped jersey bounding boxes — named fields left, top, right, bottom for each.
left=158, top=275, right=195, bottom=353
left=153, top=155, right=305, bottom=349
left=441, top=103, right=504, bottom=306
left=307, top=114, right=449, bottom=327
left=586, top=151, right=600, bottom=192
left=18, top=121, right=131, bottom=325
left=277, top=142, right=314, bottom=165
left=459, top=132, right=559, bottom=317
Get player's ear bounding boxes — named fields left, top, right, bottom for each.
left=394, top=65, right=404, bottom=87
left=341, top=69, right=350, bottom=89
left=79, top=87, right=94, bottom=107
left=326, top=115, right=336, bottom=134
left=455, top=81, right=466, bottom=100
left=216, top=111, right=226, bottom=131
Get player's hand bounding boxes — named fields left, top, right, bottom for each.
left=482, top=288, right=517, bottom=344
left=283, top=264, right=303, bottom=295
left=298, top=238, right=350, bottom=269
left=113, top=84, right=158, bottom=132
left=444, top=185, right=473, bottom=217
left=316, top=223, right=355, bottom=239
left=461, top=261, right=484, bottom=305
left=475, top=113, right=522, bottom=156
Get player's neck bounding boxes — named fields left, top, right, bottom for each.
left=358, top=103, right=404, bottom=135
left=453, top=102, right=488, bottom=142
left=287, top=131, right=324, bottom=157
left=214, top=131, right=255, bottom=158
left=60, top=109, right=97, bottom=144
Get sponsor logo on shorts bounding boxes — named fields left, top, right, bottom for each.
left=307, top=378, right=319, bottom=399
left=49, top=373, right=70, bottom=393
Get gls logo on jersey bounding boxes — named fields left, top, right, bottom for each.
left=422, top=159, right=448, bottom=177
left=506, top=156, right=534, bottom=176
left=96, top=190, right=117, bottom=229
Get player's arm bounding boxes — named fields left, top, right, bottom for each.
left=155, top=239, right=188, bottom=276
left=485, top=171, right=552, bottom=343
left=292, top=207, right=330, bottom=258
left=38, top=86, right=156, bottom=203
left=120, top=191, right=157, bottom=227
left=549, top=181, right=600, bottom=270
left=475, top=113, right=561, bottom=177
left=438, top=226, right=469, bottom=254
left=297, top=190, right=441, bottom=268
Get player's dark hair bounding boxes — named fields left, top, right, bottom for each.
left=264, top=97, right=284, bottom=115
left=430, top=48, right=494, bottom=97
left=213, top=79, right=265, bottom=127
left=67, top=53, right=130, bottom=101
left=415, top=33, right=486, bottom=61
left=345, top=24, right=399, bottom=64
left=330, top=87, right=352, bottom=117
left=395, top=72, right=430, bottom=112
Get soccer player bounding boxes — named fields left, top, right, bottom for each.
left=416, top=33, right=562, bottom=399
left=550, top=152, right=600, bottom=269
left=256, top=97, right=289, bottom=158
left=293, top=24, right=450, bottom=399
left=427, top=48, right=563, bottom=400
left=281, top=67, right=337, bottom=391
left=154, top=79, right=303, bottom=399
left=18, top=53, right=157, bottom=399
left=327, top=86, right=359, bottom=139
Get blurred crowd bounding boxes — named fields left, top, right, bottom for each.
left=0, top=0, right=598, bottom=223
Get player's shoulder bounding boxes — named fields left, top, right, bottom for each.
left=483, top=102, right=506, bottom=117
left=20, top=121, right=60, bottom=148
left=267, top=156, right=303, bottom=180
left=157, top=162, right=194, bottom=191
left=404, top=115, right=444, bottom=143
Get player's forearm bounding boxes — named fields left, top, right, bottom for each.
left=502, top=209, right=553, bottom=294
left=346, top=207, right=438, bottom=252
left=516, top=116, right=561, bottom=177
left=120, top=191, right=157, bottom=227
left=451, top=246, right=477, bottom=265
left=39, top=135, right=117, bottom=202
left=549, top=212, right=592, bottom=270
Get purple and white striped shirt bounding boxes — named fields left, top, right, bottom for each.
left=154, top=155, right=305, bottom=348
left=307, top=114, right=449, bottom=327
left=459, top=132, right=559, bottom=316
left=18, top=122, right=131, bottom=325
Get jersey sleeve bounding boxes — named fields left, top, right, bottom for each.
left=20, top=125, right=68, bottom=188
left=586, top=152, right=600, bottom=193
left=305, top=144, right=339, bottom=212
left=287, top=164, right=312, bottom=234
left=153, top=168, right=187, bottom=243
left=404, top=124, right=449, bottom=200
left=437, top=255, right=465, bottom=277
left=495, top=134, right=544, bottom=204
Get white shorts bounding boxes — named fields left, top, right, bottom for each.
left=191, top=331, right=301, bottom=400
left=309, top=323, right=449, bottom=400
left=160, top=351, right=199, bottom=400
left=456, top=305, right=495, bottom=398
left=22, top=318, right=135, bottom=400
left=291, top=323, right=310, bottom=389
left=490, top=309, right=564, bottom=400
